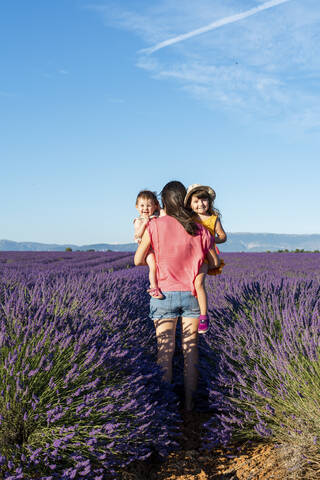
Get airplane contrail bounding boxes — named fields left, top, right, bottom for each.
left=141, top=0, right=293, bottom=55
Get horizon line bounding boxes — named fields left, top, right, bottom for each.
left=2, top=231, right=320, bottom=246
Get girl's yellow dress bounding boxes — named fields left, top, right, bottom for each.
left=198, top=214, right=225, bottom=276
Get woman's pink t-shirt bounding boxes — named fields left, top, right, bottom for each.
left=147, top=215, right=213, bottom=296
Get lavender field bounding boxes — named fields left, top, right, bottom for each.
left=1, top=251, right=320, bottom=479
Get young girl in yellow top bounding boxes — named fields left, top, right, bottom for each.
left=184, top=184, right=227, bottom=333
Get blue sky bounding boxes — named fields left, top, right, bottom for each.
left=1, top=0, right=320, bottom=245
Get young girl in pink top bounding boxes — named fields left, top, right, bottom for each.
left=134, top=181, right=220, bottom=411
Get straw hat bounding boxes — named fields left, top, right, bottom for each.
left=184, top=184, right=216, bottom=206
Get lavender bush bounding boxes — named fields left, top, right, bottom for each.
left=0, top=253, right=180, bottom=479
left=204, top=254, right=320, bottom=476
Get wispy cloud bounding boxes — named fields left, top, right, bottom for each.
left=42, top=64, right=69, bottom=78
left=105, top=95, right=125, bottom=104
left=91, top=0, right=320, bottom=130
left=0, top=91, right=15, bottom=98
left=141, top=0, right=294, bottom=55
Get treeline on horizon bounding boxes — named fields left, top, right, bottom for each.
left=269, top=248, right=320, bottom=253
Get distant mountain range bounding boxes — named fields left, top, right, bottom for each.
left=1, top=233, right=320, bottom=252
left=0, top=240, right=136, bottom=252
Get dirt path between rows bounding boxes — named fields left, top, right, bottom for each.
left=121, top=412, right=287, bottom=480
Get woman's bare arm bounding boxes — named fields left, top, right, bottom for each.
left=134, top=229, right=151, bottom=266
left=214, top=219, right=227, bottom=244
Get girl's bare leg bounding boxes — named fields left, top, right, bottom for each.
left=146, top=252, right=157, bottom=288
left=154, top=317, right=178, bottom=383
left=181, top=316, right=199, bottom=411
left=194, top=263, right=208, bottom=316
left=207, top=247, right=220, bottom=269
left=146, top=252, right=163, bottom=298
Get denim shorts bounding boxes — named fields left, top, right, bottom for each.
left=150, top=291, right=200, bottom=320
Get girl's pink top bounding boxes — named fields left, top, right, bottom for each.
left=147, top=215, right=213, bottom=296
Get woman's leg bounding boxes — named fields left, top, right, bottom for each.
left=154, top=317, right=178, bottom=383
left=181, top=316, right=199, bottom=410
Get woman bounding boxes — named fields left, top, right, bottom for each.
left=134, top=181, right=220, bottom=410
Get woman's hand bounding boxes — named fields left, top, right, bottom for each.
left=134, top=229, right=151, bottom=266
left=214, top=219, right=227, bottom=244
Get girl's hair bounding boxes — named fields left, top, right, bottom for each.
left=185, top=189, right=221, bottom=218
left=161, top=181, right=199, bottom=236
left=135, top=190, right=161, bottom=214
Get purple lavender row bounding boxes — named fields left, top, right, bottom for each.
left=1, top=251, right=320, bottom=278
left=202, top=262, right=320, bottom=474
left=0, top=264, right=180, bottom=479
left=0, top=252, right=134, bottom=276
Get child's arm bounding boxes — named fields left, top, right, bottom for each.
left=214, top=219, right=227, bottom=244
left=134, top=230, right=151, bottom=266
left=134, top=217, right=148, bottom=243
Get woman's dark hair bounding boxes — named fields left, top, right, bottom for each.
left=185, top=189, right=221, bottom=217
left=161, top=181, right=199, bottom=235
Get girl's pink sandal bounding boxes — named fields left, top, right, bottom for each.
left=147, top=287, right=164, bottom=299
left=198, top=315, right=209, bottom=334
